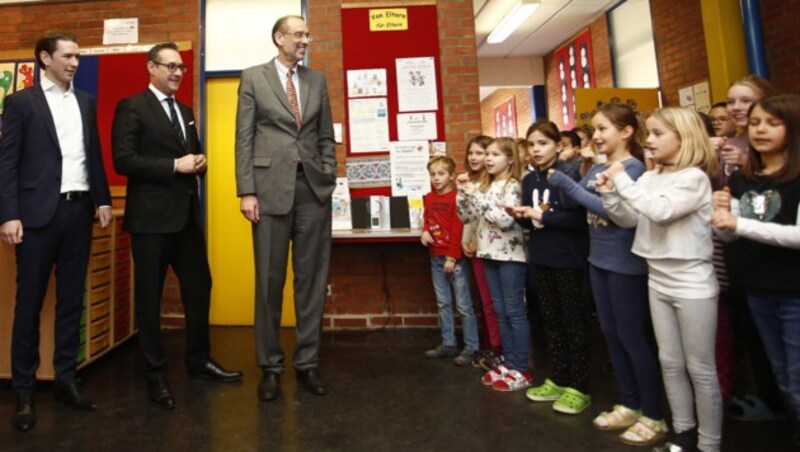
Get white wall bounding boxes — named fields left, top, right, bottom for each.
left=205, top=0, right=301, bottom=72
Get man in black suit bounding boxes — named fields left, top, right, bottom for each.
left=0, top=31, right=112, bottom=432
left=111, top=42, right=242, bottom=410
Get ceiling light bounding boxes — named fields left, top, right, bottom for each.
left=487, top=0, right=541, bottom=44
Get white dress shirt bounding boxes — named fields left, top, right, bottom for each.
left=41, top=76, right=88, bottom=193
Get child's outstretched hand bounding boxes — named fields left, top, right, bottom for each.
left=712, top=187, right=732, bottom=211
left=420, top=231, right=434, bottom=246
left=711, top=208, right=738, bottom=231
left=456, top=173, right=475, bottom=194
left=443, top=258, right=456, bottom=274
left=547, top=168, right=557, bottom=179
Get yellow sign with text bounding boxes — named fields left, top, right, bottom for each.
left=369, top=8, right=408, bottom=31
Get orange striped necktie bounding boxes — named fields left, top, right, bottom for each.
left=286, top=68, right=302, bottom=131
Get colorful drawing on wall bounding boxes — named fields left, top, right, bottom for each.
left=574, top=88, right=661, bottom=127
left=15, top=61, right=35, bottom=91
left=345, top=155, right=392, bottom=189
left=553, top=28, right=595, bottom=129
left=494, top=97, right=517, bottom=137
left=0, top=62, right=15, bottom=115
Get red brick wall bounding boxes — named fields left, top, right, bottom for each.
left=760, top=0, right=800, bottom=94
left=543, top=16, right=613, bottom=128
left=480, top=88, right=533, bottom=138
left=650, top=0, right=709, bottom=106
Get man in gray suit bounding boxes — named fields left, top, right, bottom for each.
left=235, top=15, right=336, bottom=401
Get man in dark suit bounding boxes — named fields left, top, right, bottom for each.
left=112, top=42, right=242, bottom=410
left=0, top=31, right=112, bottom=432
left=235, top=15, right=336, bottom=401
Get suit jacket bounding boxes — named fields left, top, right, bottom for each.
left=234, top=60, right=337, bottom=215
left=0, top=84, right=111, bottom=228
left=111, top=89, right=202, bottom=234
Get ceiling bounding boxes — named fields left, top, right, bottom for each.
left=474, top=0, right=619, bottom=58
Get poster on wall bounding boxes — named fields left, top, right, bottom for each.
left=396, top=57, right=438, bottom=112
left=397, top=112, right=437, bottom=141
left=345, top=156, right=392, bottom=189
left=0, top=63, right=15, bottom=115
left=494, top=98, right=517, bottom=137
left=389, top=140, right=430, bottom=197
left=347, top=68, right=387, bottom=98
left=553, top=29, right=595, bottom=129
left=574, top=88, right=660, bottom=127
left=348, top=97, right=390, bottom=153
left=15, top=62, right=35, bottom=91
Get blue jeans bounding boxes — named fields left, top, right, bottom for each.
left=483, top=260, right=529, bottom=372
left=430, top=256, right=479, bottom=350
left=747, top=293, right=800, bottom=426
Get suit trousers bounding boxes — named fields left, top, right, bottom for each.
left=12, top=196, right=93, bottom=394
left=253, top=171, right=331, bottom=373
left=131, top=208, right=211, bottom=379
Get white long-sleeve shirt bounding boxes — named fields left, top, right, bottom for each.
left=602, top=167, right=718, bottom=299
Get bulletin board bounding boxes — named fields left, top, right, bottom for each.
left=341, top=2, right=443, bottom=197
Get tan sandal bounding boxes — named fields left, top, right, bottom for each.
left=592, top=404, right=640, bottom=430
left=619, top=416, right=668, bottom=447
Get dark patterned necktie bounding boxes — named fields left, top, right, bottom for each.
left=286, top=69, right=302, bottom=131
left=165, top=97, right=187, bottom=150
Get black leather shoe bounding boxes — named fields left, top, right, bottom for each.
left=147, top=378, right=175, bottom=409
left=11, top=393, right=35, bottom=432
left=297, top=368, right=328, bottom=396
left=53, top=382, right=98, bottom=411
left=258, top=371, right=280, bottom=401
left=189, top=359, right=244, bottom=382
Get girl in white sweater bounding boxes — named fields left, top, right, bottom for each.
left=597, top=107, right=721, bottom=452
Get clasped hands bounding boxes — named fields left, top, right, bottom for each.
left=710, top=187, right=737, bottom=231
left=175, top=154, right=207, bottom=174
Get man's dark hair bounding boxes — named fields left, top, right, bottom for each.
left=34, top=31, right=78, bottom=68
left=271, top=15, right=305, bottom=46
left=147, top=42, right=179, bottom=63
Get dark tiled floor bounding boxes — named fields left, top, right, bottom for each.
left=0, top=327, right=795, bottom=451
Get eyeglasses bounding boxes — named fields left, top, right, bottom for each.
left=282, top=31, right=313, bottom=42
left=153, top=62, right=189, bottom=73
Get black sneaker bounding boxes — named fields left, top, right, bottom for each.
left=471, top=350, right=489, bottom=368
left=652, top=428, right=698, bottom=452
left=424, top=344, right=458, bottom=359
left=478, top=350, right=504, bottom=372
left=453, top=348, right=477, bottom=367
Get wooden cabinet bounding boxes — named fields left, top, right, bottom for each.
left=0, top=211, right=135, bottom=380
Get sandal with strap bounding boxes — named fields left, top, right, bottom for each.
left=593, top=404, right=641, bottom=430
left=552, top=387, right=592, bottom=414
left=619, top=416, right=668, bottom=447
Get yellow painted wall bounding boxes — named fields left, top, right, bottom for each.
left=700, top=0, right=749, bottom=103
left=205, top=77, right=295, bottom=326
